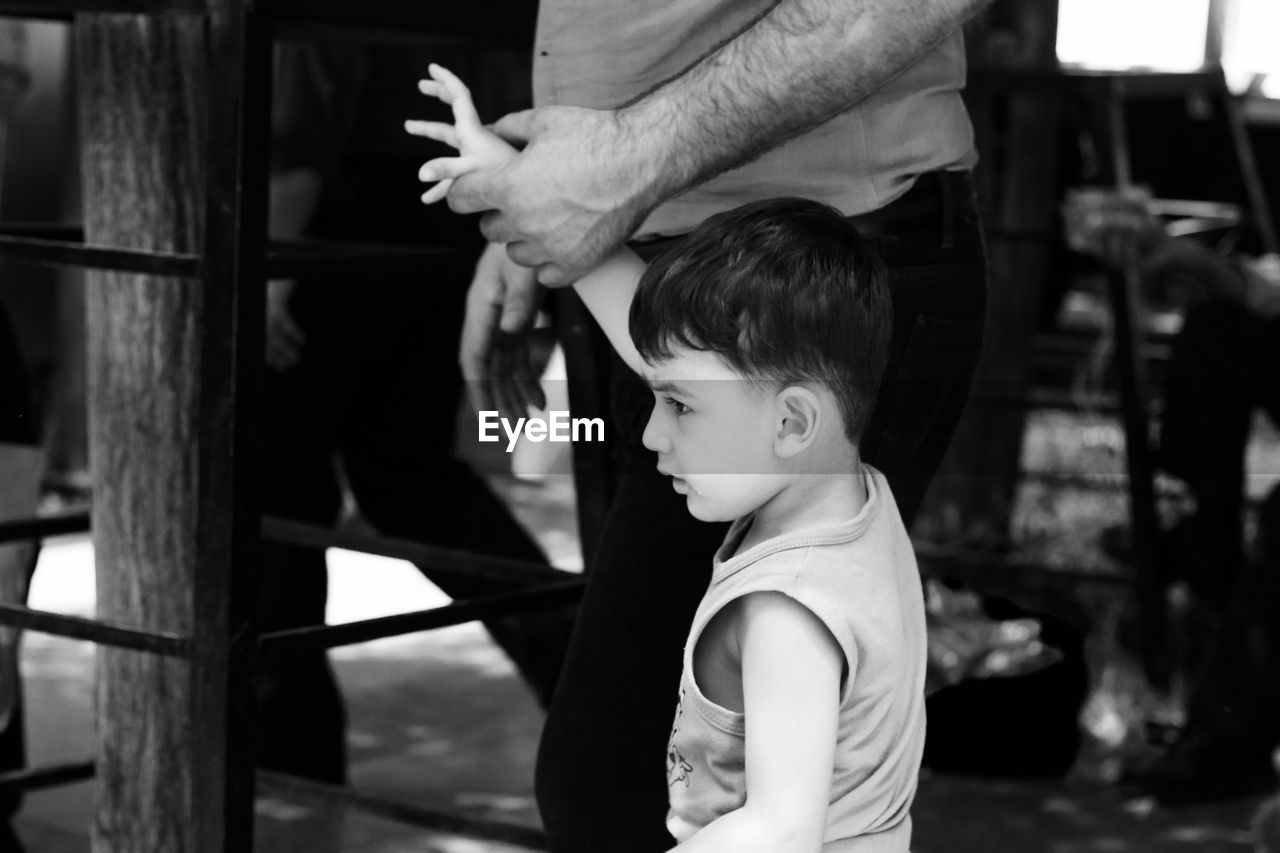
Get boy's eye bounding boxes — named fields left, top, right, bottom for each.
left=664, top=397, right=691, bottom=416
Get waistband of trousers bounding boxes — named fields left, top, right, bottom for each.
left=847, top=170, right=977, bottom=251
left=629, top=170, right=976, bottom=261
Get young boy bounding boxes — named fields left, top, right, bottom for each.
left=409, top=66, right=927, bottom=852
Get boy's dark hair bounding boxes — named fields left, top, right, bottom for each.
left=629, top=197, right=892, bottom=444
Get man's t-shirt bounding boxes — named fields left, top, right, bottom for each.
left=532, top=0, right=976, bottom=237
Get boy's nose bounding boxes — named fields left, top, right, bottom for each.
left=642, top=407, right=669, bottom=454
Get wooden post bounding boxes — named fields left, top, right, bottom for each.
left=76, top=7, right=265, bottom=850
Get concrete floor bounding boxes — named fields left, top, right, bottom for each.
left=7, top=467, right=1272, bottom=851
left=13, top=530, right=551, bottom=853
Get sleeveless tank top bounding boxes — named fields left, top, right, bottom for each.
left=665, top=466, right=927, bottom=851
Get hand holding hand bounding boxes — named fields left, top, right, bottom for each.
left=406, top=67, right=549, bottom=415
left=448, top=105, right=658, bottom=286
left=407, top=64, right=658, bottom=286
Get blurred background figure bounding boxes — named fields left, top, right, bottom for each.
left=1132, top=485, right=1278, bottom=804
left=1073, top=190, right=1280, bottom=605
left=259, top=39, right=573, bottom=783
left=0, top=23, right=50, bottom=853
left=0, top=294, right=40, bottom=853
left=1067, top=188, right=1280, bottom=803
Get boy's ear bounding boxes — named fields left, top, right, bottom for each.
left=774, top=385, right=822, bottom=458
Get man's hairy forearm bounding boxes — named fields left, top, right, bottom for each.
left=619, top=0, right=990, bottom=205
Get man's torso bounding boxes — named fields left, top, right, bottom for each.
left=532, top=0, right=977, bottom=235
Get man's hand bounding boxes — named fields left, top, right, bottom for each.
left=1062, top=188, right=1167, bottom=268
left=266, top=278, right=306, bottom=372
left=448, top=106, right=660, bottom=286
left=460, top=241, right=548, bottom=416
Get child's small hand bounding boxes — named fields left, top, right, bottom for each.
left=405, top=63, right=518, bottom=204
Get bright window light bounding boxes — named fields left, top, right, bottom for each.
left=1057, top=0, right=1210, bottom=73
left=1222, top=0, right=1280, bottom=97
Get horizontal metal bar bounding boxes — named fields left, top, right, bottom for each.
left=0, top=226, right=200, bottom=277
left=261, top=517, right=576, bottom=587
left=1018, top=469, right=1156, bottom=494
left=1011, top=471, right=1272, bottom=508
left=0, top=224, right=472, bottom=279
left=260, top=579, right=584, bottom=655
left=1036, top=330, right=1175, bottom=357
left=0, top=510, right=91, bottom=543
left=0, top=603, right=191, bottom=657
left=984, top=227, right=1054, bottom=243
left=0, top=761, right=547, bottom=846
left=258, top=770, right=547, bottom=850
left=915, top=543, right=1133, bottom=589
left=266, top=240, right=473, bottom=279
left=914, top=545, right=1132, bottom=631
left=965, top=388, right=1122, bottom=413
left=0, top=0, right=201, bottom=18
left=0, top=760, right=95, bottom=793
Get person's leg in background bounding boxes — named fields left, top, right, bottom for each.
left=1158, top=298, right=1280, bottom=603
left=331, top=269, right=574, bottom=710
left=1128, top=302, right=1280, bottom=803
left=257, top=290, right=348, bottom=784
left=0, top=301, right=40, bottom=852
left=1133, top=484, right=1280, bottom=803
left=535, top=174, right=990, bottom=852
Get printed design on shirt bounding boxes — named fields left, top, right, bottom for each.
left=667, top=688, right=693, bottom=788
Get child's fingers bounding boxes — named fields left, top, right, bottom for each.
left=428, top=63, right=482, bottom=134
left=418, top=155, right=476, bottom=183
left=404, top=120, right=461, bottom=149
left=420, top=178, right=455, bottom=205
left=417, top=79, right=450, bottom=103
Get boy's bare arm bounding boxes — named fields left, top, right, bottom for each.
left=569, top=251, right=646, bottom=375
left=674, top=592, right=842, bottom=853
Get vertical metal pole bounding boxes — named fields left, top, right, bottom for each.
left=1205, top=0, right=1226, bottom=70
left=194, top=1, right=270, bottom=850
left=1107, top=262, right=1167, bottom=684
left=1095, top=77, right=1167, bottom=684
left=1105, top=78, right=1132, bottom=190
left=1216, top=72, right=1278, bottom=254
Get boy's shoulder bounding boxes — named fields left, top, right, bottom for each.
left=721, top=468, right=911, bottom=579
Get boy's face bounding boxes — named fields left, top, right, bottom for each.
left=641, top=348, right=786, bottom=523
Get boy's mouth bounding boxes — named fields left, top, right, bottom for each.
left=658, top=467, right=688, bottom=493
